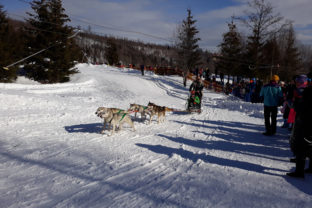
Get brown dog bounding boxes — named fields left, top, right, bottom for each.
left=129, top=103, right=151, bottom=121
left=147, top=102, right=173, bottom=124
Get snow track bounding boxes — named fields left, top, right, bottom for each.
left=1, top=64, right=312, bottom=208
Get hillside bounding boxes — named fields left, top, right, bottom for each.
left=0, top=64, right=312, bottom=208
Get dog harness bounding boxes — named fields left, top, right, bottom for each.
left=117, top=110, right=127, bottom=121
left=132, top=106, right=148, bottom=113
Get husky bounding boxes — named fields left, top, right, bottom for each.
left=108, top=112, right=135, bottom=136
left=95, top=107, right=131, bottom=134
left=129, top=103, right=151, bottom=121
left=147, top=102, right=173, bottom=124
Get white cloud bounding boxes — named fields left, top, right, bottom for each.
left=272, top=0, right=312, bottom=27
left=5, top=0, right=311, bottom=49
left=196, top=0, right=312, bottom=48
left=62, top=0, right=176, bottom=44
left=197, top=5, right=247, bottom=22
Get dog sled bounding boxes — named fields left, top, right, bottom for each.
left=186, top=90, right=202, bottom=113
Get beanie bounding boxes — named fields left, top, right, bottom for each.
left=296, top=74, right=308, bottom=88
left=295, top=74, right=308, bottom=84
left=272, top=75, right=279, bottom=82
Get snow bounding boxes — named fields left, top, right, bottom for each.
left=1, top=64, right=312, bottom=208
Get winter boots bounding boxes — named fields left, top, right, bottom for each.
left=286, top=159, right=305, bottom=178
left=286, top=157, right=312, bottom=178
left=286, top=171, right=304, bottom=178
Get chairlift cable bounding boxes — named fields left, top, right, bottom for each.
left=2, top=30, right=80, bottom=70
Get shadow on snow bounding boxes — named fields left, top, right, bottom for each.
left=64, top=122, right=102, bottom=134
left=136, top=119, right=312, bottom=195
left=137, top=142, right=283, bottom=177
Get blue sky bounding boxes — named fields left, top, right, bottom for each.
left=1, top=0, right=312, bottom=51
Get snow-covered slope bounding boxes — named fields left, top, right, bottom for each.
left=0, top=64, right=311, bottom=208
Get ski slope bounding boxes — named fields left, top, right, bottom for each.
left=0, top=64, right=311, bottom=208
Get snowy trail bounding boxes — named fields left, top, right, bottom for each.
left=1, top=64, right=312, bottom=208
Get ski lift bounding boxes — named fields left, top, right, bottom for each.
left=2, top=30, right=80, bottom=70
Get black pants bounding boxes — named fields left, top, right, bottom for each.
left=264, top=106, right=278, bottom=134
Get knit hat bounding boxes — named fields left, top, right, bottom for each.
left=296, top=74, right=308, bottom=88
left=272, top=75, right=279, bottom=82
left=295, top=74, right=308, bottom=84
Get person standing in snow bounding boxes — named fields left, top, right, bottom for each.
left=244, top=80, right=254, bottom=102
left=289, top=75, right=308, bottom=152
left=205, top=68, right=210, bottom=81
left=287, top=75, right=312, bottom=178
left=259, top=75, right=283, bottom=136
left=224, top=81, right=232, bottom=95
left=140, top=64, right=145, bottom=76
left=283, top=78, right=296, bottom=130
left=220, top=72, right=224, bottom=85
left=280, top=81, right=289, bottom=128
left=254, top=79, right=263, bottom=103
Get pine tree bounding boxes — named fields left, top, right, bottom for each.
left=24, top=0, right=81, bottom=83
left=105, top=38, right=119, bottom=66
left=217, top=19, right=243, bottom=80
left=176, top=9, right=201, bottom=87
left=0, top=5, right=18, bottom=82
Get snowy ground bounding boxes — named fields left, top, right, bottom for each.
left=1, top=64, right=312, bottom=208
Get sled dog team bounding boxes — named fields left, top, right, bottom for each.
left=95, top=102, right=173, bottom=136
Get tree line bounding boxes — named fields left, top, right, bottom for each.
left=215, top=0, right=312, bottom=82
left=176, top=0, right=312, bottom=83
left=0, top=0, right=311, bottom=84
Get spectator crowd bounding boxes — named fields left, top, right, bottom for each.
left=199, top=71, right=312, bottom=178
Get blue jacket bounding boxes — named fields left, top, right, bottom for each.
left=260, top=81, right=283, bottom=106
